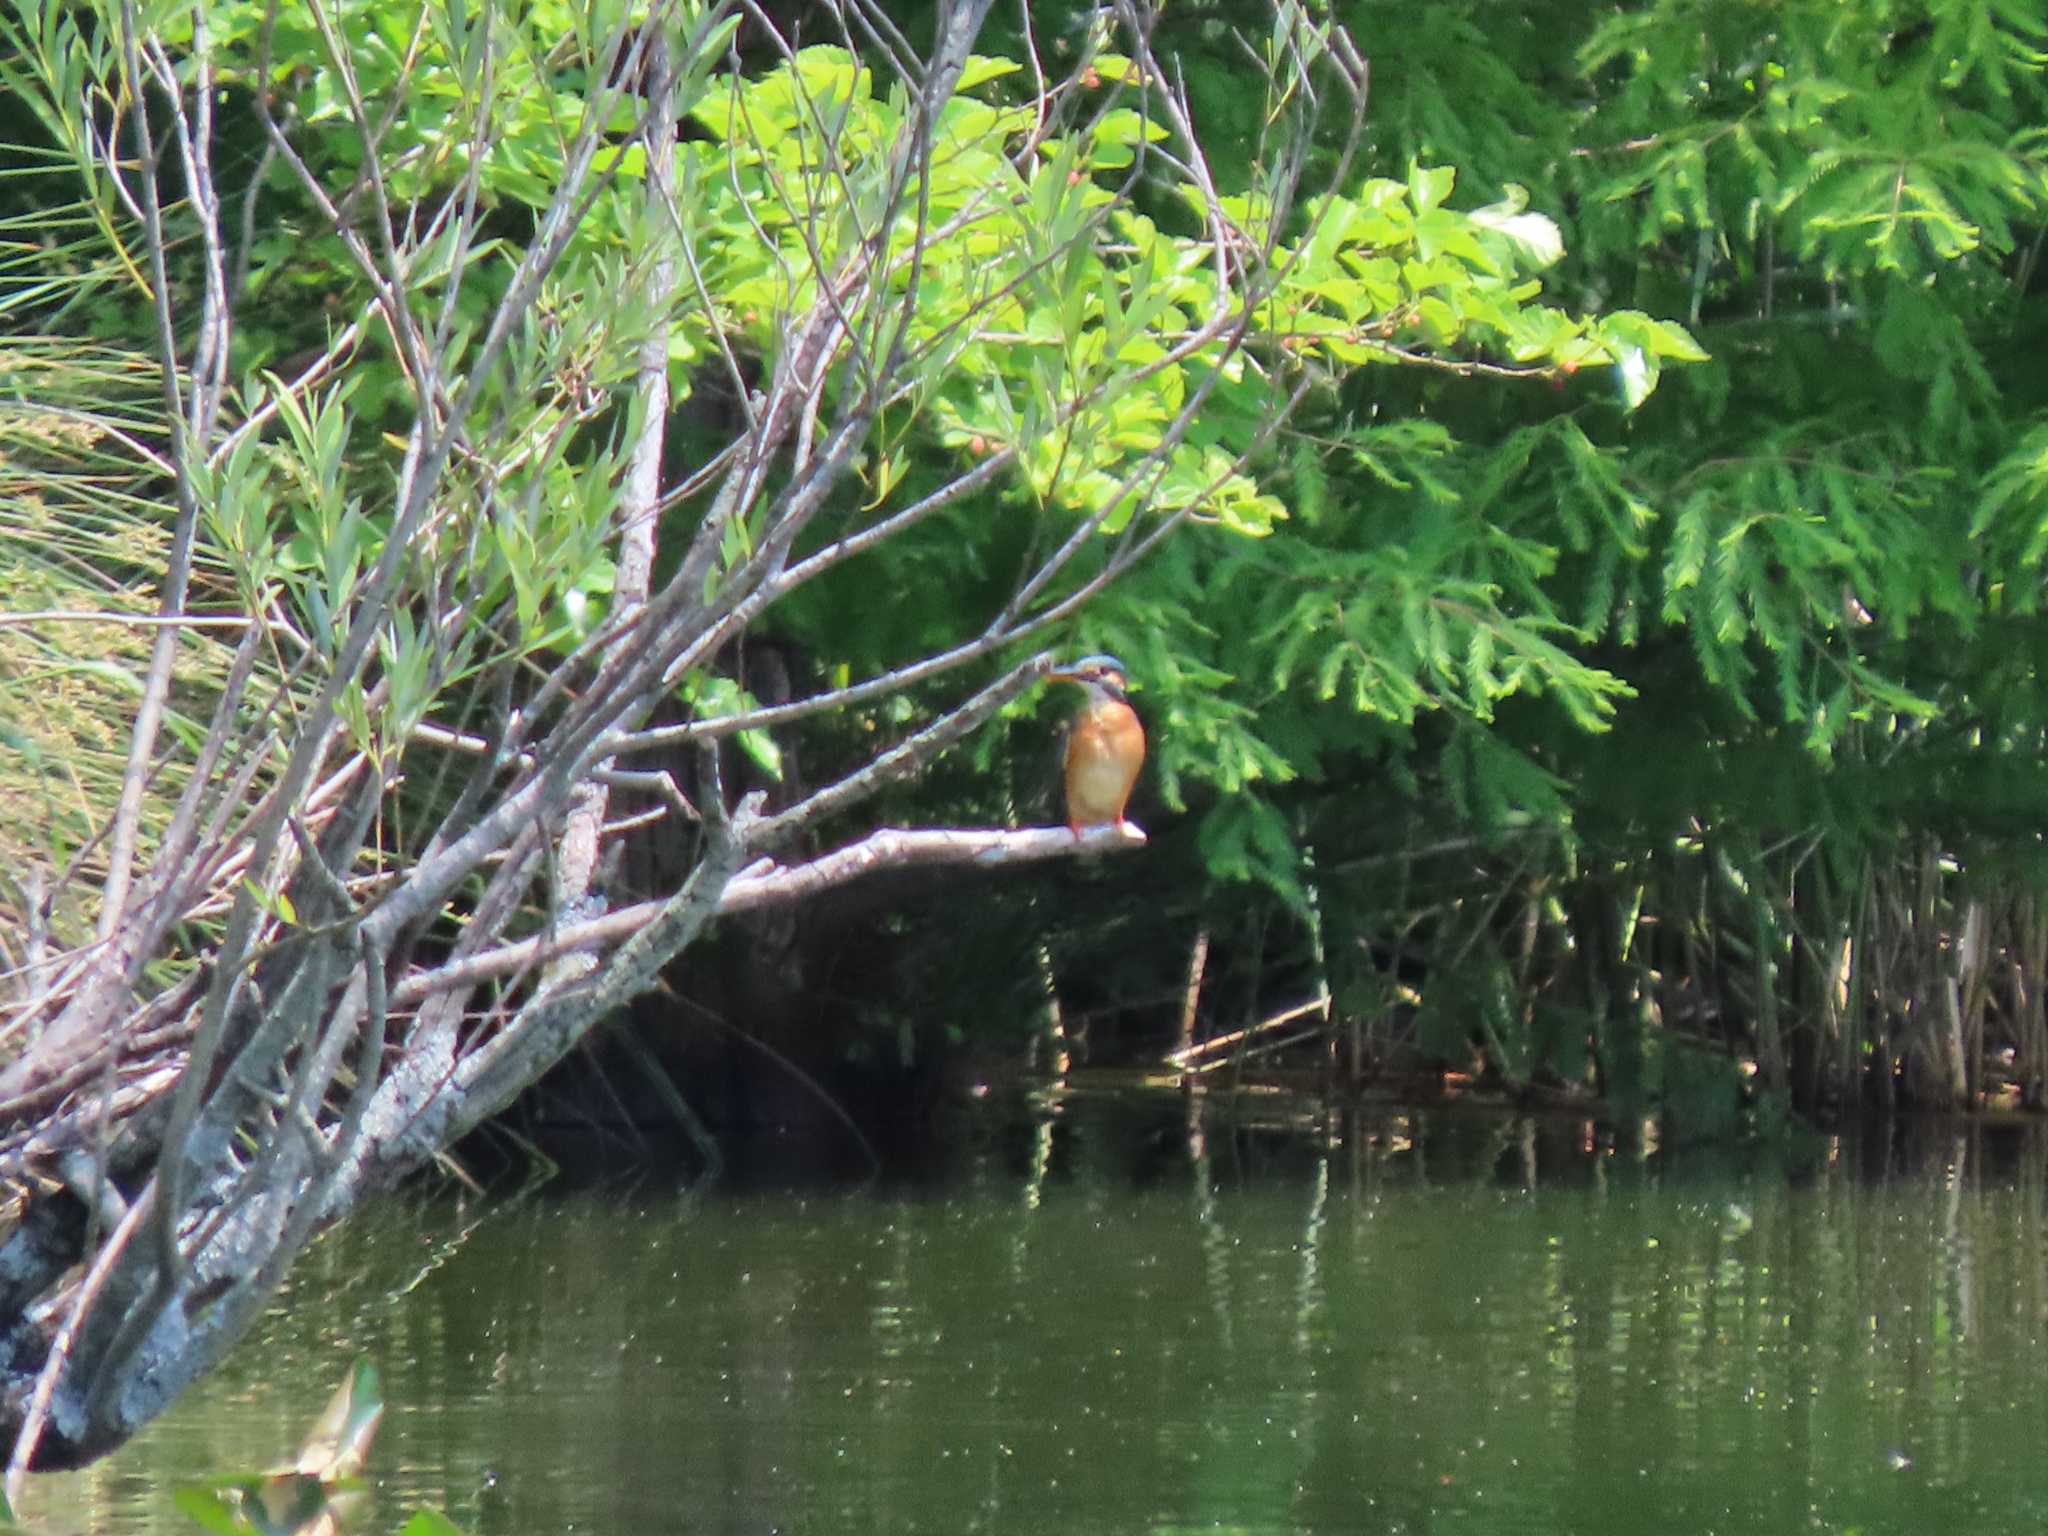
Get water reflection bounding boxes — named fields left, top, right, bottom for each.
left=28, top=1097, right=2048, bottom=1535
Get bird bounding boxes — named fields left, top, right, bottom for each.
left=1046, top=654, right=1145, bottom=836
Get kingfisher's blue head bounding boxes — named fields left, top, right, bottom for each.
left=1048, top=654, right=1130, bottom=703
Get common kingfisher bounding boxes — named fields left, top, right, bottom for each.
left=1047, top=654, right=1145, bottom=835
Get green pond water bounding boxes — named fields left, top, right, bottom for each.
left=25, top=1093, right=2048, bottom=1535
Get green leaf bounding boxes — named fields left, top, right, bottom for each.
left=170, top=1485, right=253, bottom=1536
left=953, top=55, right=1020, bottom=92
left=1407, top=161, right=1456, bottom=214
left=736, top=728, right=784, bottom=782
left=397, top=1512, right=473, bottom=1536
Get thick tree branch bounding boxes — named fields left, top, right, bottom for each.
left=390, top=822, right=1143, bottom=1009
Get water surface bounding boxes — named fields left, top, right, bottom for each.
left=29, top=1094, right=2048, bottom=1535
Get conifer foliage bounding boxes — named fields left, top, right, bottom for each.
left=1060, top=0, right=2048, bottom=1122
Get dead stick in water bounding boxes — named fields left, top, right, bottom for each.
left=1167, top=995, right=1329, bottom=1070
left=1176, top=928, right=1210, bottom=1058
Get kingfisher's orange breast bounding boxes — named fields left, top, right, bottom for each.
left=1064, top=700, right=1145, bottom=829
